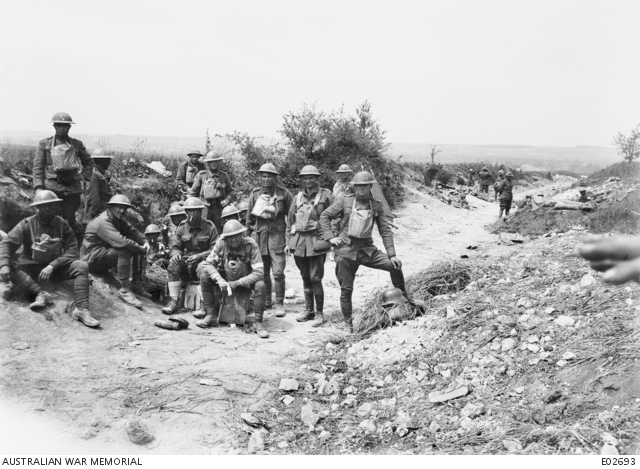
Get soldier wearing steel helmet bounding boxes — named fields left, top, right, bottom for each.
left=161, top=203, right=187, bottom=247
left=237, top=201, right=249, bottom=226
left=285, top=165, right=335, bottom=327
left=0, top=190, right=99, bottom=327
left=320, top=171, right=412, bottom=332
left=189, top=151, right=234, bottom=233
left=497, top=171, right=515, bottom=219
left=175, top=150, right=205, bottom=198
left=247, top=163, right=293, bottom=317
left=333, top=164, right=354, bottom=199
left=33, top=112, right=94, bottom=237
left=221, top=204, right=241, bottom=226
left=493, top=169, right=505, bottom=201
left=162, top=197, right=219, bottom=315
left=84, top=148, right=116, bottom=223
left=198, top=220, right=267, bottom=336
left=144, top=224, right=169, bottom=267
left=478, top=166, right=491, bottom=194
left=82, top=194, right=150, bottom=308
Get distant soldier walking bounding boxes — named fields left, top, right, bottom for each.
left=33, top=112, right=93, bottom=236
left=478, top=166, right=491, bottom=194
left=247, top=163, right=293, bottom=316
left=189, top=151, right=233, bottom=233
left=493, top=169, right=505, bottom=201
left=498, top=171, right=514, bottom=219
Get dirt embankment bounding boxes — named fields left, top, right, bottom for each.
left=5, top=176, right=631, bottom=455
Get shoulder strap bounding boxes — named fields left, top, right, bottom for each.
left=27, top=217, right=36, bottom=246
left=296, top=192, right=304, bottom=208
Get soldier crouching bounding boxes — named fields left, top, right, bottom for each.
left=197, top=220, right=268, bottom=338
left=0, top=190, right=99, bottom=327
left=162, top=197, right=218, bottom=315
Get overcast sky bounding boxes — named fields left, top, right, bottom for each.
left=1, top=0, right=639, bottom=146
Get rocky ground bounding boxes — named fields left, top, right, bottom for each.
left=1, top=175, right=638, bottom=455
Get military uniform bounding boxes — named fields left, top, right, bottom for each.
left=0, top=214, right=90, bottom=309
left=286, top=188, right=335, bottom=316
left=84, top=166, right=113, bottom=223
left=493, top=174, right=504, bottom=200
left=168, top=218, right=218, bottom=287
left=332, top=180, right=354, bottom=199
left=33, top=136, right=93, bottom=232
left=189, top=170, right=233, bottom=233
left=478, top=169, right=491, bottom=194
left=319, top=194, right=407, bottom=326
left=498, top=179, right=514, bottom=215
left=82, top=210, right=148, bottom=290
left=247, top=185, right=293, bottom=308
left=199, top=236, right=265, bottom=326
left=175, top=161, right=205, bottom=192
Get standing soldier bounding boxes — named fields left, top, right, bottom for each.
left=498, top=171, right=514, bottom=219
left=33, top=112, right=93, bottom=237
left=247, top=163, right=293, bottom=316
left=84, top=148, right=115, bottom=223
left=285, top=165, right=335, bottom=327
left=163, top=197, right=218, bottom=315
left=198, top=220, right=267, bottom=336
left=0, top=190, right=99, bottom=327
left=175, top=150, right=205, bottom=199
left=333, top=164, right=354, bottom=199
left=189, top=151, right=233, bottom=233
left=493, top=169, right=505, bottom=201
left=478, top=167, right=491, bottom=194
left=579, top=176, right=588, bottom=202
left=467, top=169, right=475, bottom=188
left=319, top=171, right=411, bottom=332
left=82, top=194, right=150, bottom=308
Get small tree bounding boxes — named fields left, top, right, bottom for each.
left=429, top=145, right=441, bottom=164
left=613, top=125, right=640, bottom=163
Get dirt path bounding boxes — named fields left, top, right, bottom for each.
left=0, top=182, right=544, bottom=454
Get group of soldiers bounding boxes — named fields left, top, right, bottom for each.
left=0, top=113, right=414, bottom=336
left=468, top=167, right=515, bottom=218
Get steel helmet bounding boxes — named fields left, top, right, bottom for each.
left=145, top=224, right=161, bottom=235
left=258, top=163, right=279, bottom=175
left=221, top=220, right=246, bottom=238
left=381, top=288, right=406, bottom=307
left=30, top=190, right=63, bottom=207
left=106, top=194, right=133, bottom=208
left=203, top=151, right=224, bottom=162
left=167, top=203, right=186, bottom=217
left=506, top=171, right=514, bottom=177
left=221, top=205, right=240, bottom=218
left=498, top=169, right=505, bottom=175
left=237, top=201, right=249, bottom=213
left=336, top=164, right=353, bottom=173
left=482, top=166, right=488, bottom=171
left=351, top=171, right=377, bottom=185
left=187, top=149, right=203, bottom=157
left=51, top=112, right=75, bottom=124
left=91, top=148, right=115, bottom=159
left=468, top=168, right=474, bottom=172
left=299, top=165, right=321, bottom=176
left=183, top=197, right=205, bottom=210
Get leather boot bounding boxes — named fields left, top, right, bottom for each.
left=311, top=294, right=324, bottom=327
left=119, top=289, right=142, bottom=308
left=162, top=298, right=179, bottom=315
left=297, top=290, right=315, bottom=322
left=256, top=321, right=269, bottom=339
left=72, top=306, right=100, bottom=328
left=30, top=291, right=53, bottom=311
left=193, top=308, right=207, bottom=319
left=196, top=307, right=218, bottom=329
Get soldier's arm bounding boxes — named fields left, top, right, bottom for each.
left=52, top=220, right=79, bottom=269
left=170, top=225, right=184, bottom=257
left=0, top=222, right=26, bottom=269
left=285, top=195, right=297, bottom=245
left=246, top=191, right=257, bottom=232
left=236, top=242, right=264, bottom=287
left=76, top=140, right=94, bottom=182
left=201, top=241, right=224, bottom=280
left=375, top=205, right=397, bottom=258
left=32, top=140, right=47, bottom=191
left=189, top=173, right=202, bottom=198
left=175, top=163, right=185, bottom=187
left=319, top=196, right=344, bottom=240
left=96, top=219, right=145, bottom=252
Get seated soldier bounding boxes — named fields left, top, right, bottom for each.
left=145, top=224, right=169, bottom=268
left=0, top=190, right=99, bottom=327
left=220, top=204, right=241, bottom=227
left=161, top=203, right=186, bottom=247
left=162, top=197, right=218, bottom=315
left=82, top=194, right=150, bottom=308
left=197, top=220, right=267, bottom=338
left=237, top=201, right=249, bottom=227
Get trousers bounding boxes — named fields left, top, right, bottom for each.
left=263, top=251, right=286, bottom=306
left=199, top=270, right=266, bottom=323
left=86, top=247, right=142, bottom=289
left=335, top=248, right=405, bottom=324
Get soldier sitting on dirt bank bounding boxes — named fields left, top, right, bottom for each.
left=197, top=220, right=267, bottom=337
left=33, top=112, right=93, bottom=238
left=247, top=163, right=293, bottom=317
left=82, top=194, right=150, bottom=309
left=0, top=190, right=100, bottom=328
left=162, top=197, right=218, bottom=315
left=319, top=171, right=413, bottom=332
